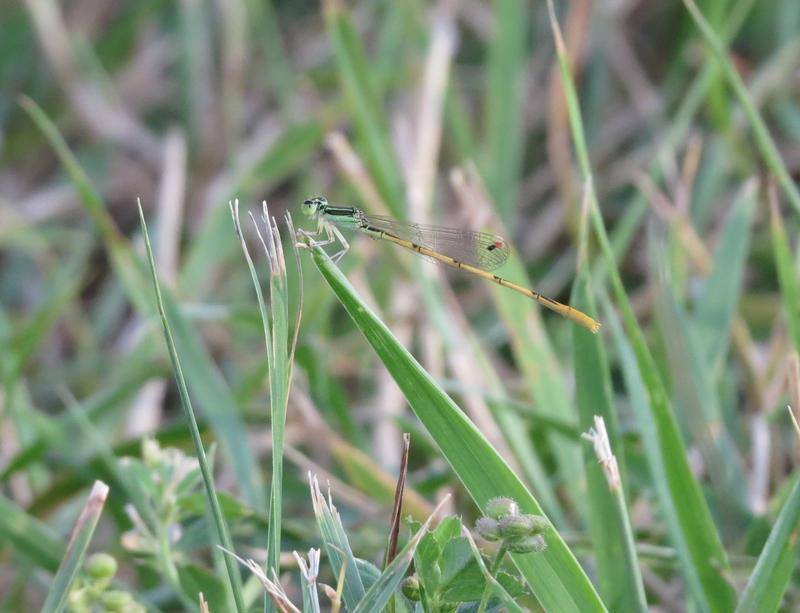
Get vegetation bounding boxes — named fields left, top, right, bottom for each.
left=2, top=0, right=800, bottom=610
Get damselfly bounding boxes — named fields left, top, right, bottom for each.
left=298, top=196, right=600, bottom=333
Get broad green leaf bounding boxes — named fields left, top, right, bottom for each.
left=309, top=245, right=605, bottom=612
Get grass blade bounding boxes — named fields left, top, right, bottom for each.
left=21, top=96, right=264, bottom=510
left=654, top=252, right=747, bottom=524
left=41, top=481, right=109, bottom=613
left=768, top=183, right=800, bottom=352
left=680, top=0, right=800, bottom=215
left=138, top=202, right=246, bottom=613
left=19, top=95, right=152, bottom=313
left=324, top=1, right=404, bottom=216
left=231, top=201, right=298, bottom=581
left=0, top=494, right=63, bottom=573
left=306, top=244, right=605, bottom=612
left=309, top=474, right=367, bottom=609
left=736, top=471, right=800, bottom=613
left=692, top=181, right=757, bottom=372
left=482, top=0, right=526, bottom=225
left=572, top=274, right=646, bottom=611
left=352, top=499, right=445, bottom=613
left=546, top=3, right=736, bottom=609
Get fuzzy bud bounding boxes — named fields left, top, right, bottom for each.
left=401, top=575, right=421, bottom=601
left=485, top=497, right=519, bottom=520
left=475, top=517, right=501, bottom=541
left=507, top=534, right=547, bottom=554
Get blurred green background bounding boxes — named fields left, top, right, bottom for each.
left=3, top=0, right=800, bottom=610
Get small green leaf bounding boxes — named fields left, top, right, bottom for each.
left=433, top=516, right=462, bottom=545
left=414, top=529, right=443, bottom=595
left=440, top=539, right=485, bottom=602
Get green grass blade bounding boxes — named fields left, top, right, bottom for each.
left=309, top=474, right=367, bottom=609
left=9, top=246, right=90, bottom=373
left=736, top=473, right=800, bottom=613
left=692, top=181, right=757, bottom=372
left=0, top=494, right=63, bottom=573
left=769, top=188, right=800, bottom=352
left=546, top=3, right=736, bottom=609
left=602, top=286, right=735, bottom=611
left=231, top=202, right=296, bottom=580
left=138, top=202, right=246, bottom=613
left=41, top=481, right=109, bottom=613
left=19, top=96, right=152, bottom=313
left=572, top=274, right=646, bottom=612
left=21, top=95, right=264, bottom=510
left=324, top=2, right=404, bottom=216
left=588, top=0, right=756, bottom=287
left=655, top=257, right=748, bottom=522
left=490, top=253, right=585, bottom=524
left=307, top=245, right=605, bottom=612
left=352, top=502, right=440, bottom=613
left=416, top=260, right=567, bottom=526
left=180, top=120, right=323, bottom=295
left=483, top=0, right=526, bottom=225
left=681, top=0, right=800, bottom=215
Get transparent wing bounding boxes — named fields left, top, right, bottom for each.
left=360, top=214, right=510, bottom=271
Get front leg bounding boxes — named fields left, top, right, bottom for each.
left=329, top=225, right=350, bottom=263
left=296, top=217, right=333, bottom=248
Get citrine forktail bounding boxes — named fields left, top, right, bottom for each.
left=298, top=196, right=600, bottom=333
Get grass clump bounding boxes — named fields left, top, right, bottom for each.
left=3, top=1, right=800, bottom=611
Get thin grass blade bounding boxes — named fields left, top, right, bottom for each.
left=41, top=481, right=109, bottom=613
left=546, top=2, right=736, bottom=608
left=324, top=1, right=404, bottom=216
left=482, top=0, right=526, bottom=225
left=352, top=498, right=446, bottom=613
left=572, top=274, right=646, bottom=612
left=680, top=0, right=800, bottom=215
left=769, top=185, right=800, bottom=352
left=0, top=494, right=63, bottom=573
left=22, top=96, right=264, bottom=511
left=692, top=181, right=757, bottom=372
left=138, top=202, right=246, bottom=613
left=309, top=474, right=367, bottom=609
left=736, top=472, right=800, bottom=613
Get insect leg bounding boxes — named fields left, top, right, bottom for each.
left=329, top=225, right=350, bottom=263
